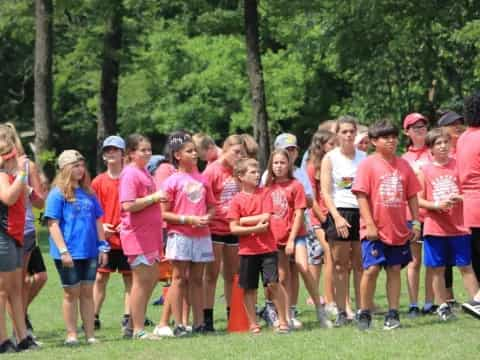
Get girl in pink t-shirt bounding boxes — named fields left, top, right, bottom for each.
left=418, top=128, right=480, bottom=320
left=266, top=149, right=332, bottom=328
left=160, top=133, right=215, bottom=335
left=402, top=112, right=435, bottom=316
left=119, top=134, right=165, bottom=339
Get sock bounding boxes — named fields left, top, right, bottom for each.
left=204, top=309, right=213, bottom=325
left=423, top=302, right=433, bottom=311
left=95, top=314, right=99, bottom=320
left=409, top=303, right=418, bottom=308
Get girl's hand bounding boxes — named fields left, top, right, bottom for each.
left=98, top=252, right=108, bottom=267
left=365, top=223, right=379, bottom=241
left=257, top=213, right=271, bottom=224
left=285, top=241, right=295, bottom=256
left=436, top=200, right=453, bottom=212
left=115, top=224, right=122, bottom=232
left=449, top=194, right=463, bottom=204
left=61, top=252, right=74, bottom=268
left=154, top=190, right=168, bottom=203
left=103, top=223, right=116, bottom=239
left=410, top=228, right=421, bottom=243
left=17, top=155, right=28, bottom=173
left=195, top=215, right=210, bottom=227
left=256, top=221, right=269, bottom=233
left=334, top=215, right=351, bottom=239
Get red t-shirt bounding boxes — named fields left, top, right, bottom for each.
left=267, top=179, right=307, bottom=246
left=92, top=172, right=122, bottom=249
left=306, top=162, right=328, bottom=226
left=457, top=128, right=480, bottom=227
left=227, top=188, right=276, bottom=255
left=352, top=154, right=421, bottom=245
left=203, top=160, right=240, bottom=235
left=0, top=173, right=25, bottom=245
left=421, top=160, right=469, bottom=236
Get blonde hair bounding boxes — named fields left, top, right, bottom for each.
left=240, top=134, right=258, bottom=159
left=3, top=122, right=25, bottom=155
left=0, top=125, right=16, bottom=168
left=222, top=134, right=244, bottom=152
left=265, top=149, right=294, bottom=186
left=192, top=133, right=215, bottom=152
left=52, top=161, right=92, bottom=202
left=234, top=158, right=259, bottom=179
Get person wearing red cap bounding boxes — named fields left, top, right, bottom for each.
left=402, top=113, right=435, bottom=317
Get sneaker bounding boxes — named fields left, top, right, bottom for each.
left=357, top=310, right=372, bottom=331
left=334, top=311, right=349, bottom=327
left=153, top=325, right=174, bottom=337
left=122, top=327, right=134, bottom=339
left=152, top=295, right=165, bottom=306
left=437, top=303, right=455, bottom=321
left=0, top=339, right=17, bottom=353
left=421, top=304, right=438, bottom=315
left=94, top=315, right=101, bottom=330
left=173, top=325, right=188, bottom=337
left=121, top=315, right=130, bottom=329
left=461, top=300, right=480, bottom=319
left=192, top=324, right=206, bottom=334
left=133, top=330, right=159, bottom=340
left=17, top=336, right=40, bottom=351
left=64, top=337, right=80, bottom=346
left=317, top=306, right=333, bottom=328
left=407, top=305, right=421, bottom=318
left=384, top=310, right=401, bottom=330
left=325, top=303, right=338, bottom=318
left=289, top=317, right=303, bottom=330
left=87, top=337, right=100, bottom=345
left=262, top=303, right=279, bottom=327
left=203, top=323, right=215, bottom=332
left=144, top=317, right=155, bottom=327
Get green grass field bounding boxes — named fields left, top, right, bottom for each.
left=6, top=229, right=480, bottom=359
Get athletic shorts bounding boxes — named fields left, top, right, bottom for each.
left=165, top=232, right=214, bottom=263
left=211, top=234, right=238, bottom=246
left=306, top=230, right=323, bottom=265
left=54, top=258, right=97, bottom=288
left=0, top=231, right=23, bottom=272
left=97, top=249, right=131, bottom=274
left=239, top=252, right=279, bottom=289
left=128, top=251, right=160, bottom=269
left=325, top=208, right=360, bottom=242
left=424, top=235, right=471, bottom=267
left=361, top=239, right=412, bottom=269
left=28, top=246, right=47, bottom=275
left=23, top=232, right=36, bottom=254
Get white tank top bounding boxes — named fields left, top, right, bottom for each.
left=326, top=147, right=366, bottom=208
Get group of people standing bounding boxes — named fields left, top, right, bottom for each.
left=1, top=92, right=480, bottom=352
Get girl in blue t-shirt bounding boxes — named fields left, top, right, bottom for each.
left=45, top=150, right=109, bottom=346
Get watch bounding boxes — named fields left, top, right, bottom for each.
left=59, top=247, right=69, bottom=255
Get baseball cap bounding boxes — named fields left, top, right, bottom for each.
left=58, top=150, right=85, bottom=169
left=274, top=133, right=298, bottom=149
left=437, top=111, right=463, bottom=127
left=102, top=135, right=125, bottom=151
left=403, top=113, right=427, bottom=130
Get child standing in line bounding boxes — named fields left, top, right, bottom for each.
left=45, top=150, right=109, bottom=345
left=119, top=134, right=165, bottom=339
left=157, top=134, right=215, bottom=336
left=417, top=128, right=480, bottom=321
left=266, top=149, right=332, bottom=328
left=228, top=158, right=289, bottom=334
left=92, top=136, right=133, bottom=334
left=352, top=120, right=422, bottom=331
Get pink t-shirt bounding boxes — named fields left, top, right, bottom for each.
left=267, top=179, right=308, bottom=246
left=227, top=188, right=277, bottom=255
left=162, top=171, right=215, bottom=237
left=119, top=164, right=163, bottom=256
left=153, top=163, right=176, bottom=188
left=457, top=128, right=480, bottom=227
left=203, top=160, right=240, bottom=235
left=352, top=154, right=421, bottom=245
left=421, top=160, right=469, bottom=236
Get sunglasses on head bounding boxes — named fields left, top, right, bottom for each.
left=1, top=148, right=17, bottom=161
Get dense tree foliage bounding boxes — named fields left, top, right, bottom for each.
left=1, top=0, right=480, bottom=173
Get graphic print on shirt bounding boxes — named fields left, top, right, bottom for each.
left=378, top=170, right=404, bottom=208
left=219, top=177, right=239, bottom=211
left=67, top=197, right=94, bottom=221
left=431, top=175, right=459, bottom=202
left=271, top=188, right=288, bottom=219
left=337, top=177, right=354, bottom=189
left=183, top=179, right=205, bottom=204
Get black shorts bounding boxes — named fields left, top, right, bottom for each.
left=97, top=249, right=131, bottom=274
left=211, top=234, right=239, bottom=246
left=325, top=208, right=360, bottom=242
left=239, top=252, right=278, bottom=290
left=27, top=246, right=47, bottom=275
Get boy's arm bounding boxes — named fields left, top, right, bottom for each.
left=230, top=220, right=268, bottom=236
left=239, top=213, right=270, bottom=226
left=356, top=193, right=378, bottom=241
left=417, top=170, right=452, bottom=211
left=407, top=195, right=421, bottom=242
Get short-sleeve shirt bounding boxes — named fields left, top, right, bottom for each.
left=421, top=160, right=469, bottom=236
left=352, top=154, right=421, bottom=245
left=227, top=188, right=277, bottom=255
left=162, top=171, right=215, bottom=237
left=306, top=162, right=328, bottom=226
left=203, top=160, right=240, bottom=235
left=45, top=187, right=103, bottom=260
left=267, top=179, right=307, bottom=246
left=92, top=172, right=121, bottom=249
left=457, top=128, right=480, bottom=227
left=0, top=172, right=26, bottom=245
left=119, top=165, right=163, bottom=256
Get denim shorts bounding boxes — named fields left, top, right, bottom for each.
left=0, top=231, right=23, bottom=272
left=54, top=258, right=98, bottom=288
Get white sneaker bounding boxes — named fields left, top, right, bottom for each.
left=185, top=325, right=192, bottom=333
left=289, top=317, right=303, bottom=330
left=87, top=337, right=100, bottom=345
left=316, top=306, right=333, bottom=328
left=153, top=325, right=174, bottom=337
left=325, top=303, right=338, bottom=317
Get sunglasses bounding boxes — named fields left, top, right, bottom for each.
left=1, top=148, right=17, bottom=160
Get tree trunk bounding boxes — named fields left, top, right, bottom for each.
left=97, top=2, right=122, bottom=173
left=33, top=0, right=53, bottom=169
left=244, top=0, right=270, bottom=169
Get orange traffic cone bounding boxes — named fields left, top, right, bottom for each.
left=227, top=274, right=250, bottom=333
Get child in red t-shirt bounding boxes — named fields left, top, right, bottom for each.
left=418, top=128, right=480, bottom=321
left=352, top=120, right=422, bottom=331
left=227, top=158, right=288, bottom=334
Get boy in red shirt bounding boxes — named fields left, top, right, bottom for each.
left=352, top=120, right=422, bottom=331
left=227, top=158, right=289, bottom=334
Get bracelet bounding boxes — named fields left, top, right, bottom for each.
left=59, top=247, right=69, bottom=255
left=98, top=240, right=111, bottom=253
left=179, top=215, right=185, bottom=224
left=434, top=200, right=440, bottom=209
left=146, top=195, right=154, bottom=204
left=411, top=220, right=421, bottom=231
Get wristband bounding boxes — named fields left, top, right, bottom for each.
left=98, top=240, right=111, bottom=253
left=18, top=171, right=27, bottom=184
left=411, top=220, right=421, bottom=232
left=146, top=195, right=154, bottom=204
left=59, top=247, right=69, bottom=255
left=434, top=200, right=440, bottom=209
left=179, top=215, right=185, bottom=224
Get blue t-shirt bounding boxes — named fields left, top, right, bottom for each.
left=45, top=187, right=103, bottom=260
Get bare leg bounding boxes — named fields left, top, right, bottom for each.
left=79, top=283, right=95, bottom=339
left=93, top=272, right=110, bottom=317
left=385, top=266, right=401, bottom=310
left=130, top=264, right=158, bottom=333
